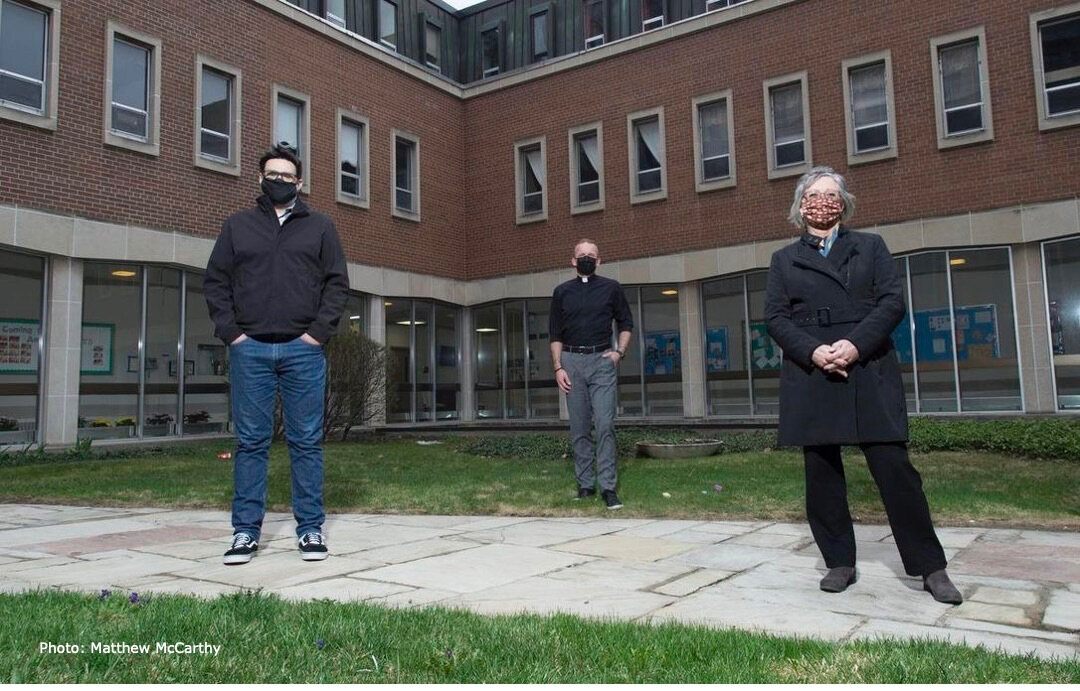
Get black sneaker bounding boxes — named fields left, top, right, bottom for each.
left=223, top=533, right=258, bottom=565
left=298, top=532, right=329, bottom=561
left=602, top=490, right=623, bottom=510
left=575, top=487, right=596, bottom=500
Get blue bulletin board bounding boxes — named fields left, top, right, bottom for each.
left=706, top=327, right=729, bottom=372
left=891, top=304, right=1000, bottom=364
left=644, top=330, right=681, bottom=375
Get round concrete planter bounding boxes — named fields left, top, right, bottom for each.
left=635, top=440, right=723, bottom=459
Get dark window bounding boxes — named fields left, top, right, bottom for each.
left=379, top=0, right=397, bottom=49
left=531, top=12, right=548, bottom=62
left=634, top=117, right=662, bottom=193
left=111, top=37, right=150, bottom=140
left=698, top=100, right=730, bottom=181
left=770, top=82, right=805, bottom=167
left=849, top=62, right=889, bottom=152
left=1039, top=14, right=1080, bottom=117
left=425, top=22, right=441, bottom=69
left=340, top=119, right=364, bottom=198
left=938, top=39, right=983, bottom=135
left=642, top=0, right=663, bottom=31
left=574, top=131, right=600, bottom=205
left=395, top=136, right=415, bottom=212
left=520, top=145, right=543, bottom=215
left=584, top=0, right=604, bottom=48
left=0, top=0, right=48, bottom=113
left=482, top=27, right=500, bottom=77
left=325, top=0, right=346, bottom=27
left=199, top=67, right=231, bottom=161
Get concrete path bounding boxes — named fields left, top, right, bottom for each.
left=0, top=504, right=1076, bottom=661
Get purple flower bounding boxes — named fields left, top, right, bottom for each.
left=316, top=639, right=325, bottom=649
left=129, top=592, right=139, bottom=604
left=98, top=589, right=111, bottom=600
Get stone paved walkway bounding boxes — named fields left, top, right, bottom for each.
left=0, top=504, right=1076, bottom=660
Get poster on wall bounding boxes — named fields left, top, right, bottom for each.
left=80, top=323, right=114, bottom=375
left=749, top=322, right=782, bottom=370
left=890, top=304, right=1000, bottom=364
left=644, top=331, right=681, bottom=376
left=0, top=319, right=39, bottom=373
left=705, top=327, right=729, bottom=372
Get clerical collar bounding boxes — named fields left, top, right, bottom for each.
left=579, top=276, right=589, bottom=283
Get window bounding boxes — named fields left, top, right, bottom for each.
left=642, top=0, right=664, bottom=31
left=692, top=90, right=735, bottom=192
left=841, top=50, right=897, bottom=164
left=392, top=129, right=420, bottom=221
left=0, top=0, right=60, bottom=130
left=337, top=109, right=369, bottom=208
left=1031, top=4, right=1080, bottom=131
left=0, top=248, right=46, bottom=444
left=930, top=27, right=993, bottom=148
left=627, top=107, right=667, bottom=203
left=104, top=23, right=161, bottom=156
left=424, top=20, right=441, bottom=70
left=379, top=0, right=397, bottom=49
left=386, top=300, right=461, bottom=423
left=1044, top=237, right=1080, bottom=409
left=515, top=136, right=547, bottom=224
left=706, top=0, right=749, bottom=11
left=584, top=0, right=605, bottom=48
left=530, top=8, right=550, bottom=62
left=481, top=24, right=502, bottom=77
left=194, top=55, right=242, bottom=176
left=272, top=85, right=311, bottom=190
left=763, top=71, right=811, bottom=179
left=569, top=121, right=605, bottom=213
left=325, top=0, right=346, bottom=28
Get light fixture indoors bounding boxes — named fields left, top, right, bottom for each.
left=475, top=327, right=498, bottom=333
left=949, top=258, right=967, bottom=266
left=661, top=289, right=678, bottom=296
left=111, top=269, right=137, bottom=278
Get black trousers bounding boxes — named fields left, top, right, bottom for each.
left=804, top=443, right=947, bottom=577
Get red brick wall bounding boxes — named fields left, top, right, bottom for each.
left=463, top=0, right=1080, bottom=278
left=0, top=0, right=467, bottom=279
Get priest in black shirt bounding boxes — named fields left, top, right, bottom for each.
left=549, top=239, right=634, bottom=509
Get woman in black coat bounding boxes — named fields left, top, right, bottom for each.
left=764, top=166, right=962, bottom=604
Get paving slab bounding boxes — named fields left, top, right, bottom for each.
left=448, top=576, right=675, bottom=619
left=613, top=519, right=704, bottom=538
left=455, top=520, right=619, bottom=548
left=949, top=542, right=1080, bottom=584
left=347, top=537, right=476, bottom=565
left=850, top=619, right=1078, bottom=661
left=25, top=525, right=230, bottom=557
left=946, top=617, right=1080, bottom=645
left=274, top=577, right=414, bottom=602
left=360, top=543, right=590, bottom=593
left=950, top=601, right=1033, bottom=627
left=968, top=586, right=1039, bottom=607
left=1043, top=590, right=1080, bottom=631
left=726, top=531, right=809, bottom=549
left=653, top=568, right=735, bottom=597
left=657, top=528, right=736, bottom=544
left=372, top=587, right=460, bottom=609
left=319, top=523, right=455, bottom=554
left=9, top=551, right=200, bottom=587
left=648, top=592, right=864, bottom=641
left=171, top=552, right=381, bottom=589
left=757, top=522, right=814, bottom=538
left=552, top=534, right=697, bottom=562
left=665, top=543, right=789, bottom=572
left=545, top=557, right=694, bottom=591
left=0, top=518, right=162, bottom=547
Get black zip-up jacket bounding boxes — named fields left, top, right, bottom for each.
left=204, top=195, right=349, bottom=345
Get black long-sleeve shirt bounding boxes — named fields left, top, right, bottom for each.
left=548, top=275, right=634, bottom=346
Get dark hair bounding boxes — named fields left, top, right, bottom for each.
left=259, top=142, right=302, bottom=179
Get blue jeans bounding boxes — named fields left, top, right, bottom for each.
left=229, top=337, right=326, bottom=540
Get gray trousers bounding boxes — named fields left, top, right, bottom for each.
left=563, top=351, right=618, bottom=492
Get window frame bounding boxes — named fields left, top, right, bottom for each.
left=929, top=26, right=994, bottom=149
left=1030, top=3, right=1080, bottom=131
left=626, top=106, right=668, bottom=205
left=841, top=49, right=897, bottom=165
left=336, top=108, right=370, bottom=209
left=514, top=135, right=548, bottom=224
left=763, top=71, right=812, bottom=180
left=421, top=13, right=443, bottom=71
left=691, top=89, right=736, bottom=192
left=193, top=54, right=242, bottom=177
left=103, top=22, right=161, bottom=156
left=378, top=0, right=398, bottom=50
left=641, top=0, right=665, bottom=32
left=568, top=120, right=605, bottom=214
left=391, top=128, right=421, bottom=222
left=584, top=0, right=605, bottom=49
left=0, top=0, right=60, bottom=131
left=271, top=84, right=312, bottom=193
left=529, top=3, right=553, bottom=63
left=480, top=21, right=504, bottom=78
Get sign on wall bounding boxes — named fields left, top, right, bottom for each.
left=0, top=319, right=39, bottom=373
left=749, top=322, right=782, bottom=370
left=706, top=327, right=729, bottom=372
left=644, top=330, right=681, bottom=376
left=891, top=304, right=1000, bottom=364
left=80, top=323, right=114, bottom=375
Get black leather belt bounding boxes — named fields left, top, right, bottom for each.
left=793, top=306, right=871, bottom=328
left=563, top=343, right=611, bottom=354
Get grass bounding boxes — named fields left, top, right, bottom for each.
left=0, top=438, right=1077, bottom=528
left=2, top=590, right=1076, bottom=683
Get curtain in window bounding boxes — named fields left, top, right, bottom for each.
left=941, top=41, right=980, bottom=108
left=637, top=119, right=661, bottom=168
left=851, top=64, right=887, bottom=126
left=771, top=85, right=803, bottom=141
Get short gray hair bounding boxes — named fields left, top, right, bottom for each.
left=787, top=166, right=857, bottom=230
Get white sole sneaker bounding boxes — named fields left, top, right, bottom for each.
left=223, top=551, right=255, bottom=565
left=300, top=550, right=329, bottom=561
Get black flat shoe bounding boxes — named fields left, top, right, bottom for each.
left=923, top=569, right=963, bottom=604
left=819, top=566, right=857, bottom=593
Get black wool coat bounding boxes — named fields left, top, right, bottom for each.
left=764, top=227, right=908, bottom=447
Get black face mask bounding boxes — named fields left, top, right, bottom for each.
left=261, top=178, right=298, bottom=206
left=576, top=256, right=597, bottom=276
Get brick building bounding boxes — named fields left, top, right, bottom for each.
left=0, top=0, right=1078, bottom=444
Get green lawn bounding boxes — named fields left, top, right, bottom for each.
left=2, top=590, right=1076, bottom=683
left=0, top=439, right=1077, bottom=527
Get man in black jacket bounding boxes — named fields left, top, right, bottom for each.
left=205, top=143, right=349, bottom=565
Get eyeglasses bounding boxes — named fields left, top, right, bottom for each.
left=264, top=170, right=298, bottom=183
left=575, top=254, right=598, bottom=260
left=804, top=191, right=842, bottom=202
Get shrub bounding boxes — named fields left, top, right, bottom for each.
left=145, top=413, right=173, bottom=425
left=114, top=418, right=136, bottom=427
left=908, top=416, right=1080, bottom=461
left=0, top=438, right=94, bottom=467
left=89, top=419, right=112, bottom=428
left=0, top=416, right=18, bottom=432
left=184, top=410, right=210, bottom=425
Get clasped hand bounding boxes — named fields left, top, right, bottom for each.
left=811, top=339, right=859, bottom=378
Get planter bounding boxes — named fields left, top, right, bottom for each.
left=78, top=426, right=135, bottom=440
left=636, top=440, right=723, bottom=459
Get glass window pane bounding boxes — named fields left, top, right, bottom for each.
left=79, top=263, right=142, bottom=440
left=340, top=120, right=362, bottom=195
left=0, top=1, right=46, bottom=81
left=1045, top=237, right=1080, bottom=409
left=201, top=69, right=230, bottom=136
left=482, top=28, right=499, bottom=74
left=775, top=140, right=804, bottom=167
left=940, top=40, right=980, bottom=110
left=0, top=248, right=45, bottom=444
left=112, top=38, right=148, bottom=111
left=385, top=299, right=412, bottom=422
left=505, top=300, right=526, bottom=419
left=326, top=0, right=346, bottom=27
left=699, top=100, right=729, bottom=160
left=949, top=249, right=1021, bottom=411
left=342, top=292, right=366, bottom=335
left=703, top=276, right=751, bottom=416
left=0, top=73, right=42, bottom=110
left=618, top=288, right=642, bottom=416
left=201, top=131, right=229, bottom=160
left=143, top=268, right=180, bottom=437
left=111, top=106, right=147, bottom=139
left=527, top=299, right=557, bottom=418
left=415, top=301, right=433, bottom=422
left=642, top=286, right=682, bottom=416
left=908, top=252, right=958, bottom=412
left=474, top=304, right=503, bottom=418
left=891, top=257, right=918, bottom=413
left=532, top=12, right=547, bottom=59
left=380, top=0, right=396, bottom=46
left=855, top=124, right=889, bottom=151
left=945, top=104, right=982, bottom=134
left=771, top=83, right=804, bottom=141
left=276, top=96, right=302, bottom=153
left=184, top=273, right=230, bottom=436
left=747, top=272, right=780, bottom=415
left=850, top=62, right=887, bottom=129
left=426, top=24, right=440, bottom=67
left=435, top=304, right=460, bottom=420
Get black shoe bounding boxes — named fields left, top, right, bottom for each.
left=223, top=533, right=258, bottom=565
left=819, top=566, right=857, bottom=592
left=298, top=532, right=329, bottom=561
left=601, top=490, right=623, bottom=510
left=923, top=569, right=963, bottom=604
left=575, top=487, right=596, bottom=500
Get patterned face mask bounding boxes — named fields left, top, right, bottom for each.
left=800, top=193, right=844, bottom=230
